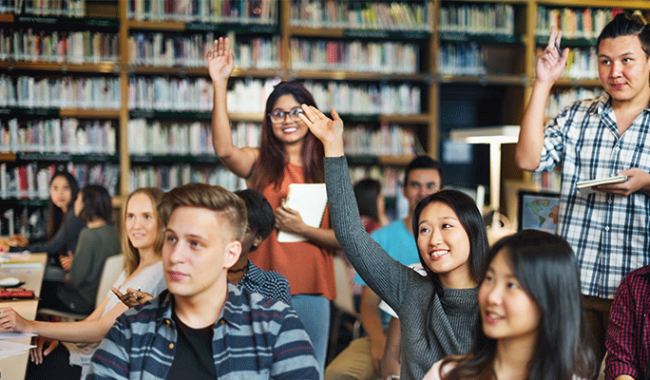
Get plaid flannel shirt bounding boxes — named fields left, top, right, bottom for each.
left=605, top=265, right=650, bottom=380
left=536, top=93, right=650, bottom=298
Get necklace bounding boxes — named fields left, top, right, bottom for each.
left=228, top=260, right=249, bottom=274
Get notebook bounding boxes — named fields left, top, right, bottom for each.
left=277, top=183, right=328, bottom=243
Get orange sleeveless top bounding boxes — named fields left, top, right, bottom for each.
left=248, top=163, right=336, bottom=300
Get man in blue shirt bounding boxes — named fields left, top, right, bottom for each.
left=88, top=183, right=318, bottom=380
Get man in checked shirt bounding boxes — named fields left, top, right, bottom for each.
left=516, top=13, right=650, bottom=379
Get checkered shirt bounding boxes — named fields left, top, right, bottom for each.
left=536, top=92, right=650, bottom=298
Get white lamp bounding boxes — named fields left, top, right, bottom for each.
left=450, top=126, right=520, bottom=231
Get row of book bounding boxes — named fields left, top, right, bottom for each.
left=130, top=164, right=245, bottom=193
left=558, top=47, right=598, bottom=79
left=438, top=3, right=514, bottom=36
left=128, top=119, right=260, bottom=155
left=0, top=162, right=119, bottom=199
left=127, top=0, right=277, bottom=24
left=546, top=88, right=603, bottom=118
left=304, top=81, right=421, bottom=115
left=0, top=75, right=121, bottom=109
left=129, top=32, right=280, bottom=69
left=290, top=0, right=430, bottom=31
left=0, top=118, right=116, bottom=154
left=438, top=44, right=597, bottom=79
left=536, top=6, right=625, bottom=39
left=290, top=38, right=419, bottom=74
left=343, top=124, right=417, bottom=157
left=438, top=42, right=486, bottom=76
left=0, top=29, right=119, bottom=64
left=128, top=76, right=277, bottom=113
left=0, top=0, right=85, bottom=17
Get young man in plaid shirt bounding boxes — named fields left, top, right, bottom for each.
left=516, top=13, right=650, bottom=378
left=88, top=183, right=318, bottom=380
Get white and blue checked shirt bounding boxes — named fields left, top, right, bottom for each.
left=537, top=92, right=650, bottom=299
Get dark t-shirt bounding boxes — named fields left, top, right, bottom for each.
left=166, top=308, right=216, bottom=380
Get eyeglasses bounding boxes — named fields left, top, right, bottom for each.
left=268, top=107, right=304, bottom=124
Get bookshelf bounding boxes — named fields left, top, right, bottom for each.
left=2, top=0, right=650, bottom=228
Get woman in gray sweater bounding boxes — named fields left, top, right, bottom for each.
left=297, top=106, right=489, bottom=380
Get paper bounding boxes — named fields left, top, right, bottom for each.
left=0, top=340, right=35, bottom=360
left=577, top=175, right=627, bottom=195
left=0, top=332, right=36, bottom=340
left=277, top=184, right=327, bottom=243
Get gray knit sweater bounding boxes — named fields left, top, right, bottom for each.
left=325, top=156, right=479, bottom=380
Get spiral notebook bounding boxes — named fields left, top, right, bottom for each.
left=277, top=183, right=328, bottom=243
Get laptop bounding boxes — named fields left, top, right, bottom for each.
left=517, top=190, right=560, bottom=233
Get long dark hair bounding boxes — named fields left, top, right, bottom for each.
left=412, top=189, right=489, bottom=347
left=47, top=170, right=79, bottom=240
left=248, top=81, right=325, bottom=191
left=354, top=178, right=382, bottom=223
left=440, top=230, right=596, bottom=380
left=78, top=185, right=114, bottom=225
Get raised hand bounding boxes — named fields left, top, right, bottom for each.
left=207, top=37, right=235, bottom=83
left=298, top=105, right=344, bottom=157
left=535, top=26, right=568, bottom=85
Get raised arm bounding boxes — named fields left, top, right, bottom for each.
left=298, top=105, right=414, bottom=311
left=516, top=27, right=568, bottom=171
left=208, top=37, right=259, bottom=178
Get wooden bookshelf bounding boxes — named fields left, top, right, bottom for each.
left=4, top=0, right=650, bottom=223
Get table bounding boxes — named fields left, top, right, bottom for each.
left=0, top=253, right=47, bottom=380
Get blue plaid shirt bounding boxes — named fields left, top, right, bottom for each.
left=88, top=283, right=318, bottom=380
left=239, top=260, right=292, bottom=306
left=537, top=92, right=650, bottom=299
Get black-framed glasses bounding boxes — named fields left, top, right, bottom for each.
left=268, top=106, right=304, bottom=124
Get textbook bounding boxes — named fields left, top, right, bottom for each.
left=577, top=175, right=627, bottom=195
left=277, top=184, right=327, bottom=243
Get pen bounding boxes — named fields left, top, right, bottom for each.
left=554, top=40, right=562, bottom=62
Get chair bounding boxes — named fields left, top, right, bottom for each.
left=328, top=254, right=361, bottom=362
left=38, top=254, right=125, bottom=321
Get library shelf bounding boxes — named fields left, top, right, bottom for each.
left=0, top=61, right=119, bottom=73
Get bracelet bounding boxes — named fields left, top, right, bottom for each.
left=385, top=376, right=400, bottom=380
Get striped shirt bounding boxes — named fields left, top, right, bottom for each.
left=239, top=260, right=292, bottom=306
left=88, top=283, right=318, bottom=380
left=537, top=93, right=650, bottom=298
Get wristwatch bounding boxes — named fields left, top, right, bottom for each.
left=385, top=376, right=400, bottom=380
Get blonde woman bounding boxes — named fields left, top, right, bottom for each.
left=0, top=188, right=167, bottom=380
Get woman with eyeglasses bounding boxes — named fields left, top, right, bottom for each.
left=207, top=37, right=340, bottom=378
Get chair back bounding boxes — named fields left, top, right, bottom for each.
left=96, top=254, right=125, bottom=305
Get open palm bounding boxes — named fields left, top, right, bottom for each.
left=207, top=37, right=234, bottom=82
left=298, top=105, right=344, bottom=155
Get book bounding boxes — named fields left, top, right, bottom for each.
left=277, top=183, right=328, bottom=243
left=577, top=175, right=627, bottom=195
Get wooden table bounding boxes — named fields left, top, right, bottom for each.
left=0, top=253, right=47, bottom=380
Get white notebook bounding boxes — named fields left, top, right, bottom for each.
left=277, top=183, right=328, bottom=243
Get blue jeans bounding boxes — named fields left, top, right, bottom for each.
left=292, top=294, right=330, bottom=380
